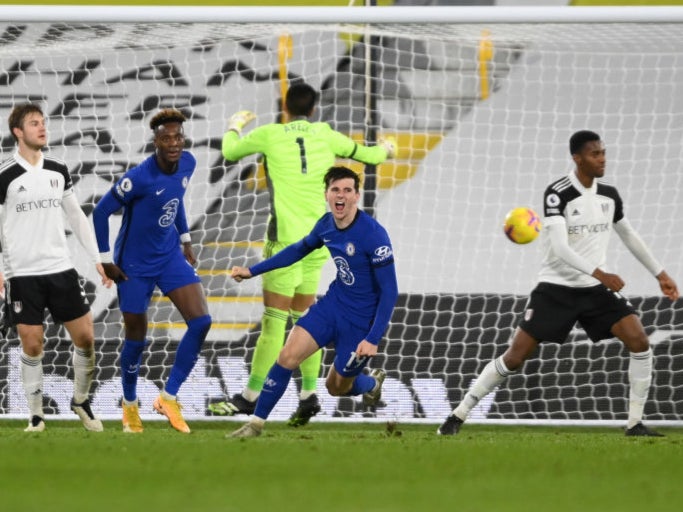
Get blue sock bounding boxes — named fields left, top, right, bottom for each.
left=346, top=373, right=376, bottom=396
left=120, top=339, right=146, bottom=402
left=254, top=363, right=293, bottom=420
left=165, top=315, right=211, bottom=396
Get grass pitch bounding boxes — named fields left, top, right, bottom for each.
left=1, top=420, right=681, bottom=512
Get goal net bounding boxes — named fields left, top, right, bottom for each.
left=1, top=7, right=682, bottom=425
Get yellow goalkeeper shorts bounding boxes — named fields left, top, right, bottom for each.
left=261, top=240, right=329, bottom=297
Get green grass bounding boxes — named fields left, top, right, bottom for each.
left=1, top=420, right=682, bottom=512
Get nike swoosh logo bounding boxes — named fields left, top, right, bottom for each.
left=156, top=189, right=165, bottom=195
left=323, top=238, right=331, bottom=242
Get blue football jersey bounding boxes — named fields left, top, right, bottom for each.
left=309, top=211, right=394, bottom=323
left=249, top=209, right=398, bottom=343
left=103, top=152, right=195, bottom=276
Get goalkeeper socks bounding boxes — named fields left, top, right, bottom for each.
left=166, top=314, right=211, bottom=396
left=253, top=363, right=293, bottom=421
left=627, top=348, right=653, bottom=429
left=246, top=306, right=288, bottom=394
left=454, top=356, right=511, bottom=420
left=72, top=346, right=95, bottom=403
left=346, top=372, right=376, bottom=396
left=21, top=351, right=44, bottom=419
left=299, top=351, right=322, bottom=395
left=291, top=309, right=322, bottom=395
left=120, top=339, right=146, bottom=402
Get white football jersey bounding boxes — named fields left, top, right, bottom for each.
left=538, top=171, right=623, bottom=288
left=0, top=152, right=75, bottom=278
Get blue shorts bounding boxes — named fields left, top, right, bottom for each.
left=117, top=250, right=201, bottom=314
left=297, top=295, right=372, bottom=378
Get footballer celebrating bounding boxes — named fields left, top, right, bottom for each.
left=229, top=166, right=398, bottom=438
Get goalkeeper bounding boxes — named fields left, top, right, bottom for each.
left=210, top=82, right=395, bottom=426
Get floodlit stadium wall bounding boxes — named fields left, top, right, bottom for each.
left=0, top=6, right=682, bottom=425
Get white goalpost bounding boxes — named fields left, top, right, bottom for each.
left=0, top=6, right=682, bottom=425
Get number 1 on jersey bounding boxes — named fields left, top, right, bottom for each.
left=295, top=137, right=308, bottom=174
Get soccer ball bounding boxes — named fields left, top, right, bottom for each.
left=503, top=207, right=542, bottom=244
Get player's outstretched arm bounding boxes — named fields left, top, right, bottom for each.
left=231, top=266, right=253, bottom=283
left=656, top=270, right=679, bottom=301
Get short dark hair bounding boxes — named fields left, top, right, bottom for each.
left=285, top=83, right=318, bottom=117
left=324, top=166, right=360, bottom=192
left=569, top=130, right=601, bottom=155
left=150, top=109, right=186, bottom=132
left=8, top=103, right=43, bottom=143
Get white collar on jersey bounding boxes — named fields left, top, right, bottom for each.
left=13, top=150, right=45, bottom=172
left=569, top=170, right=597, bottom=194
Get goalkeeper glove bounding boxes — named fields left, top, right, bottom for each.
left=227, top=110, right=256, bottom=135
left=378, top=135, right=397, bottom=159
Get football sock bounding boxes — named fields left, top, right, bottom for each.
left=165, top=314, right=211, bottom=396
left=453, top=356, right=512, bottom=420
left=21, top=351, right=44, bottom=419
left=72, top=346, right=95, bottom=403
left=253, top=363, right=293, bottom=421
left=347, top=372, right=376, bottom=395
left=120, top=339, right=146, bottom=402
left=246, top=306, right=288, bottom=395
left=627, top=348, right=653, bottom=429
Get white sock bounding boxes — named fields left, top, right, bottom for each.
left=161, top=389, right=176, bottom=401
left=628, top=348, right=653, bottom=429
left=21, top=351, right=44, bottom=418
left=242, top=388, right=260, bottom=402
left=453, top=356, right=512, bottom=420
left=72, top=346, right=95, bottom=404
left=299, top=390, right=315, bottom=400
left=250, top=416, right=266, bottom=427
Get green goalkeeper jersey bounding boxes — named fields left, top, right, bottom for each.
left=222, top=119, right=389, bottom=243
